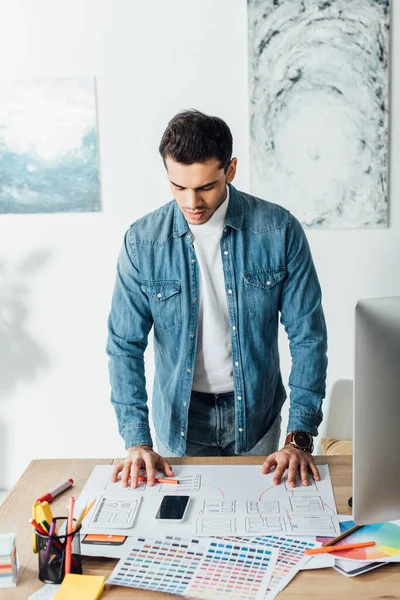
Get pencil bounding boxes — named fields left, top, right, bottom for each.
left=305, top=541, right=375, bottom=555
left=322, top=524, right=362, bottom=547
left=65, top=496, right=75, bottom=575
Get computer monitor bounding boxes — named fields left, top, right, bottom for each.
left=353, top=296, right=400, bottom=525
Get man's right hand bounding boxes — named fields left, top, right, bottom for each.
left=111, top=445, right=174, bottom=489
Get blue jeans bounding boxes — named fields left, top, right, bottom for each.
left=156, top=390, right=281, bottom=457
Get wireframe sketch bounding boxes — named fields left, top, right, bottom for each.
left=196, top=518, right=236, bottom=535
left=89, top=497, right=141, bottom=529
left=0, top=77, right=101, bottom=213
left=284, top=476, right=318, bottom=491
left=203, top=500, right=236, bottom=514
left=245, top=516, right=286, bottom=534
left=246, top=500, right=280, bottom=514
left=289, top=496, right=324, bottom=513
left=160, top=475, right=201, bottom=493
left=248, top=0, right=389, bottom=228
left=290, top=515, right=335, bottom=534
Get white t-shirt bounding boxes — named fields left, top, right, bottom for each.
left=188, top=186, right=233, bottom=393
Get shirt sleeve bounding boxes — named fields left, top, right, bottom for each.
left=106, top=228, right=154, bottom=449
left=279, top=213, right=328, bottom=437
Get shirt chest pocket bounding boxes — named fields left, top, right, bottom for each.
left=243, top=267, right=286, bottom=323
left=141, top=280, right=182, bottom=331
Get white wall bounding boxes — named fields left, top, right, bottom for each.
left=0, top=0, right=399, bottom=490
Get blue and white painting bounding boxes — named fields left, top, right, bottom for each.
left=248, top=0, right=389, bottom=228
left=0, top=78, right=100, bottom=213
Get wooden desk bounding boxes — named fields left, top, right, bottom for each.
left=0, top=456, right=399, bottom=599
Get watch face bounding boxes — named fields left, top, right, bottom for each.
left=293, top=431, right=312, bottom=449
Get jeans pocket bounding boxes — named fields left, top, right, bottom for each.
left=141, top=279, right=182, bottom=331
left=242, top=267, right=286, bottom=323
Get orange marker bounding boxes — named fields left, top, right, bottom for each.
left=65, top=496, right=75, bottom=575
left=305, top=541, right=376, bottom=555
left=138, top=476, right=179, bottom=485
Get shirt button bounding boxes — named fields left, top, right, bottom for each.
left=235, top=361, right=239, bottom=366
left=183, top=402, right=187, bottom=406
left=266, top=280, right=271, bottom=286
left=224, top=227, right=228, bottom=233
left=187, top=368, right=192, bottom=373
left=237, top=396, right=242, bottom=400
left=192, top=297, right=197, bottom=302
left=238, top=428, right=243, bottom=433
left=181, top=431, right=185, bottom=437
left=190, top=333, right=196, bottom=338
left=232, top=325, right=236, bottom=331
left=192, top=259, right=196, bottom=263
left=157, top=293, right=162, bottom=298
left=224, top=251, right=229, bottom=255
left=228, top=289, right=233, bottom=294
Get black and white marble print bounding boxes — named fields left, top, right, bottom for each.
left=248, top=0, right=389, bottom=228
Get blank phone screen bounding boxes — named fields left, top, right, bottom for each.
left=156, top=495, right=190, bottom=520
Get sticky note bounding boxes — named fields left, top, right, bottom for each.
left=54, top=574, right=105, bottom=599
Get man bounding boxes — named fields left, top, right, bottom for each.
left=107, top=110, right=327, bottom=490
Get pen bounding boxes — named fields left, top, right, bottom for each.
left=322, top=524, right=362, bottom=547
left=138, top=476, right=179, bottom=484
left=37, top=478, right=74, bottom=503
left=305, top=541, right=376, bottom=555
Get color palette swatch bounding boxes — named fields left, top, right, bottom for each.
left=107, top=535, right=278, bottom=599
left=317, top=519, right=400, bottom=562
left=219, top=535, right=319, bottom=599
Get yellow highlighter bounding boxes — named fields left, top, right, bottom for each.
left=32, top=501, right=54, bottom=553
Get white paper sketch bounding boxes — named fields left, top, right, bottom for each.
left=203, top=500, right=236, bottom=514
left=90, top=497, right=142, bottom=530
left=196, top=518, right=236, bottom=535
left=291, top=515, right=336, bottom=535
left=77, top=464, right=340, bottom=538
left=247, top=501, right=280, bottom=514
left=289, top=496, right=324, bottom=513
left=246, top=516, right=286, bottom=534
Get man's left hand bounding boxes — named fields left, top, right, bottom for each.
left=261, top=445, right=320, bottom=487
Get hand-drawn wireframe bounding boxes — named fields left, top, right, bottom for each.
left=196, top=518, right=236, bottom=534
left=289, top=496, right=324, bottom=513
left=246, top=500, right=280, bottom=514
left=160, top=475, right=201, bottom=493
left=203, top=500, right=236, bottom=514
left=105, top=476, right=147, bottom=492
left=245, top=516, right=286, bottom=534
left=89, top=497, right=142, bottom=529
left=290, top=515, right=335, bottom=534
left=284, top=476, right=318, bottom=491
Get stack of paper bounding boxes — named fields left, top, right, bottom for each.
left=0, top=532, right=18, bottom=588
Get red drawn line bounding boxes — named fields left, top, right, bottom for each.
left=258, top=486, right=274, bottom=501
left=324, top=503, right=335, bottom=516
left=283, top=507, right=291, bottom=521
left=201, top=484, right=225, bottom=498
left=198, top=509, right=204, bottom=517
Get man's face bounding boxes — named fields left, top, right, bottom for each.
left=165, top=156, right=237, bottom=225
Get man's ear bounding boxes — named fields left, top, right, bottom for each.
left=226, top=157, right=237, bottom=184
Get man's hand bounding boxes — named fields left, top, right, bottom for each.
left=261, top=445, right=320, bottom=487
left=112, top=445, right=174, bottom=489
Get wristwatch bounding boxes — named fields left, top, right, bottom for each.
left=285, top=431, right=314, bottom=453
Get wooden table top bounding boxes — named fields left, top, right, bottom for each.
left=0, top=456, right=399, bottom=599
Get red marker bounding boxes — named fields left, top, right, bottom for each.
left=37, top=478, right=74, bottom=503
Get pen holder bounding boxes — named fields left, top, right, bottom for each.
left=36, top=517, right=82, bottom=584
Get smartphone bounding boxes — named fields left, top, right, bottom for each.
left=155, top=495, right=190, bottom=522
left=82, top=534, right=127, bottom=546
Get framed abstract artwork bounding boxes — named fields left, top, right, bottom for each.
left=248, top=0, right=390, bottom=228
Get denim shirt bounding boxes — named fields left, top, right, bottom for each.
left=107, top=184, right=328, bottom=455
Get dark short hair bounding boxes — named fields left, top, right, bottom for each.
left=159, top=109, right=233, bottom=172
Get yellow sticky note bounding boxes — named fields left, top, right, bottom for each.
left=54, top=574, right=105, bottom=599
